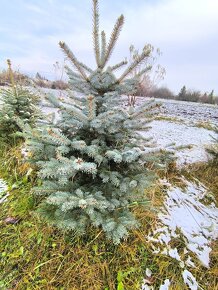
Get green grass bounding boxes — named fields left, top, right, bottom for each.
left=0, top=143, right=218, bottom=289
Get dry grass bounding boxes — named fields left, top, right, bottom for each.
left=184, top=161, right=218, bottom=203
left=154, top=116, right=183, bottom=123
left=0, top=69, right=30, bottom=86
left=195, top=121, right=216, bottom=131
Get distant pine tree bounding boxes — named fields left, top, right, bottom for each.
left=177, top=85, right=187, bottom=101
left=23, top=0, right=173, bottom=244
left=208, top=90, right=215, bottom=104
left=35, top=72, right=43, bottom=80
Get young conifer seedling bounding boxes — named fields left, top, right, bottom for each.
left=0, top=60, right=40, bottom=143
left=24, top=0, right=173, bottom=244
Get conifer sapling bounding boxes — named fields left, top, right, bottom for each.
left=24, top=0, right=173, bottom=244
left=0, top=60, right=40, bottom=142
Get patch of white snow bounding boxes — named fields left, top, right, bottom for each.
left=159, top=179, right=218, bottom=267
left=159, top=279, right=171, bottom=290
left=141, top=284, right=153, bottom=290
left=168, top=248, right=181, bottom=261
left=0, top=179, right=8, bottom=204
left=182, top=269, right=199, bottom=290
left=140, top=120, right=216, bottom=166
left=145, top=268, right=152, bottom=277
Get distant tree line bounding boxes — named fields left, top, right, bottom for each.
left=145, top=85, right=218, bottom=105
left=129, top=61, right=217, bottom=105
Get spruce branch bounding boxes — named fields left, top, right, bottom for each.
left=100, top=31, right=106, bottom=65
left=87, top=95, right=96, bottom=120
left=59, top=41, right=88, bottom=81
left=93, top=0, right=101, bottom=67
left=101, top=14, right=124, bottom=68
left=65, top=65, right=82, bottom=80
left=59, top=98, right=82, bottom=110
left=135, top=65, right=152, bottom=78
left=64, top=104, right=89, bottom=122
left=131, top=101, right=160, bottom=119
left=67, top=91, right=87, bottom=103
left=47, top=128, right=72, bottom=145
left=110, top=59, right=128, bottom=72
left=118, top=48, right=151, bottom=82
left=78, top=62, right=94, bottom=74
left=68, top=79, right=96, bottom=95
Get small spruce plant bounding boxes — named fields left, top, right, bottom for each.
left=24, top=0, right=172, bottom=244
left=0, top=60, right=40, bottom=143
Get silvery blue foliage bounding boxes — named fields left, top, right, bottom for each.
left=0, top=86, right=40, bottom=142
left=23, top=0, right=173, bottom=244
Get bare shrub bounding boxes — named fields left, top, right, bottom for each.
left=0, top=68, right=30, bottom=86
left=148, top=86, right=175, bottom=99
left=127, top=44, right=165, bottom=106
left=51, top=80, right=68, bottom=90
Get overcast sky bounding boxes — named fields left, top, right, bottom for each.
left=0, top=0, right=218, bottom=94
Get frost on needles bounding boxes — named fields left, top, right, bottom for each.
left=24, top=0, right=173, bottom=244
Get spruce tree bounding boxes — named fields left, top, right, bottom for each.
left=208, top=89, right=215, bottom=104
left=24, top=0, right=172, bottom=244
left=177, top=85, right=187, bottom=101
left=0, top=60, right=40, bottom=142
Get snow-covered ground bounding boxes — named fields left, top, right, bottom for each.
left=132, top=98, right=218, bottom=289
left=141, top=120, right=216, bottom=166
left=142, top=178, right=218, bottom=290
left=157, top=98, right=218, bottom=125
left=131, top=97, right=218, bottom=166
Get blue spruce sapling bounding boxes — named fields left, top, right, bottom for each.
left=24, top=0, right=172, bottom=244
left=0, top=60, right=40, bottom=143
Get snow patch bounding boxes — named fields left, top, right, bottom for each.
left=145, top=268, right=152, bottom=277
left=159, top=279, right=171, bottom=290
left=142, top=277, right=171, bottom=290
left=158, top=179, right=218, bottom=267
left=137, top=97, right=218, bottom=125
left=140, top=120, right=216, bottom=166
left=182, top=269, right=199, bottom=290
left=142, top=284, right=153, bottom=290
left=0, top=179, right=8, bottom=204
